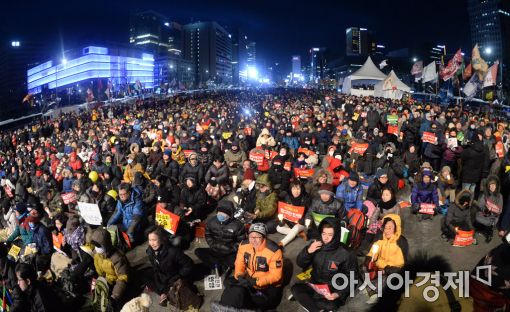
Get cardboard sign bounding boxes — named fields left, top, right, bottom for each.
left=349, top=142, right=369, bottom=155
left=8, top=245, right=21, bottom=260
left=387, top=125, right=399, bottom=136
left=453, top=230, right=475, bottom=247
left=278, top=202, right=305, bottom=223
left=486, top=199, right=502, bottom=214
left=422, top=132, right=437, bottom=144
left=204, top=274, right=223, bottom=290
left=294, top=168, right=315, bottom=179
left=352, top=113, right=359, bottom=121
left=297, top=147, right=316, bottom=157
left=155, top=204, right=180, bottom=235
left=77, top=202, right=103, bottom=226
left=496, top=142, right=504, bottom=158
left=419, top=203, right=436, bottom=215
left=183, top=150, right=194, bottom=159
left=307, top=283, right=331, bottom=297
left=249, top=150, right=265, bottom=166
left=61, top=192, right=77, bottom=205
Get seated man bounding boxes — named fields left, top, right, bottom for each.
left=107, top=183, right=144, bottom=243
left=195, top=200, right=246, bottom=274
left=217, top=223, right=283, bottom=311
left=292, top=217, right=358, bottom=311
left=335, top=172, right=363, bottom=211
left=441, top=190, right=475, bottom=242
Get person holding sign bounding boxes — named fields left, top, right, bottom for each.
left=292, top=217, right=358, bottom=311
left=475, top=176, right=503, bottom=243
left=276, top=181, right=311, bottom=247
left=441, top=190, right=475, bottom=243
left=411, top=171, right=439, bottom=215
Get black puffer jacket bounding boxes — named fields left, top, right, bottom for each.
left=179, top=162, right=204, bottom=185
left=282, top=185, right=311, bottom=225
left=460, top=140, right=486, bottom=184
left=146, top=243, right=193, bottom=295
left=268, top=164, right=292, bottom=193
left=205, top=201, right=246, bottom=255
left=296, top=217, right=358, bottom=300
left=153, top=159, right=180, bottom=181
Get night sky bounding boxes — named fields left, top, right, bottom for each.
left=1, top=0, right=470, bottom=72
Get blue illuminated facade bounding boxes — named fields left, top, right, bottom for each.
left=27, top=46, right=154, bottom=94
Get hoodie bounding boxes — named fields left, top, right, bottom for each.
left=477, top=175, right=503, bottom=215
left=368, top=214, right=408, bottom=271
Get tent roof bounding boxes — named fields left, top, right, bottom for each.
left=375, top=70, right=410, bottom=91
left=350, top=56, right=387, bottom=80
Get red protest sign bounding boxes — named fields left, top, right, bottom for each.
left=61, top=192, right=77, bottom=205
left=422, top=132, right=437, bottom=144
left=266, top=150, right=278, bottom=160
left=486, top=199, right=502, bottom=214
left=387, top=125, right=399, bottom=136
left=294, top=168, right=315, bottom=179
left=278, top=201, right=305, bottom=223
left=297, top=147, right=316, bottom=157
left=4, top=186, right=13, bottom=198
left=155, top=204, right=180, bottom=235
left=284, top=161, right=292, bottom=171
left=349, top=143, right=369, bottom=155
left=249, top=150, right=265, bottom=166
left=496, top=142, right=504, bottom=158
left=183, top=150, right=194, bottom=159
left=419, top=203, right=435, bottom=215
left=453, top=230, right=475, bottom=247
left=244, top=127, right=253, bottom=136
left=307, top=283, right=331, bottom=297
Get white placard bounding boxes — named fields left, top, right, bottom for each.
left=77, top=202, right=103, bottom=225
left=447, top=138, right=458, bottom=148
left=204, top=275, right=223, bottom=290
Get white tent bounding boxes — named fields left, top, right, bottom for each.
left=342, top=56, right=387, bottom=96
left=374, top=70, right=411, bottom=99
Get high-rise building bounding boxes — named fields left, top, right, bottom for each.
left=229, top=29, right=249, bottom=86
left=247, top=41, right=256, bottom=66
left=429, top=44, right=446, bottom=65
left=129, top=11, right=183, bottom=57
left=310, top=47, right=327, bottom=81
left=346, top=27, right=376, bottom=56
left=467, top=0, right=510, bottom=95
left=291, top=55, right=301, bottom=80
left=183, top=21, right=232, bottom=87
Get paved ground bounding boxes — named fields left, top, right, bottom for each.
left=80, top=187, right=501, bottom=311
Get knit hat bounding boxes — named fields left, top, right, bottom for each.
left=348, top=171, right=360, bottom=183
left=15, top=203, right=27, bottom=214
left=164, top=149, right=172, bottom=157
left=217, top=200, right=234, bottom=217
left=318, top=183, right=335, bottom=196
left=243, top=168, right=255, bottom=181
left=249, top=223, right=267, bottom=237
left=421, top=162, right=432, bottom=169
left=375, top=168, right=388, bottom=179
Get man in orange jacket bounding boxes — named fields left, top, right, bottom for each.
left=218, top=223, right=283, bottom=310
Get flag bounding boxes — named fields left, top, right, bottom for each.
left=411, top=61, right=423, bottom=75
left=483, top=61, right=499, bottom=88
left=422, top=61, right=438, bottom=83
left=463, top=63, right=472, bottom=80
left=463, top=73, right=483, bottom=99
left=379, top=59, right=388, bottom=70
left=471, top=44, right=489, bottom=80
left=440, top=49, right=463, bottom=81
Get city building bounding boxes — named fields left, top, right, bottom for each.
left=247, top=41, right=256, bottom=66
left=129, top=10, right=183, bottom=56
left=26, top=45, right=154, bottom=101
left=429, top=44, right=446, bottom=65
left=154, top=55, right=195, bottom=90
left=229, top=28, right=249, bottom=86
left=291, top=55, right=302, bottom=81
left=310, top=47, right=327, bottom=81
left=183, top=21, right=232, bottom=87
left=346, top=27, right=376, bottom=56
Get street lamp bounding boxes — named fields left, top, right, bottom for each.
left=412, top=57, right=417, bottom=62
left=484, top=47, right=492, bottom=55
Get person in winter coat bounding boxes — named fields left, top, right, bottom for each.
left=292, top=217, right=358, bottom=311
left=305, top=168, right=333, bottom=199
left=305, top=183, right=346, bottom=239
left=107, top=183, right=144, bottom=243
left=326, top=154, right=349, bottom=187
left=335, top=172, right=363, bottom=211
left=402, top=144, right=420, bottom=180
left=282, top=129, right=300, bottom=152
left=7, top=203, right=33, bottom=246
left=366, top=168, right=394, bottom=206
left=178, top=176, right=207, bottom=222
left=256, top=128, right=277, bottom=148
left=276, top=181, right=311, bottom=247
left=368, top=187, right=401, bottom=236
left=475, top=175, right=504, bottom=242
left=41, top=188, right=64, bottom=220
left=27, top=215, right=52, bottom=256
left=205, top=154, right=230, bottom=200
left=251, top=174, right=278, bottom=232
left=218, top=223, right=283, bottom=311
left=91, top=228, right=129, bottom=306
left=224, top=141, right=247, bottom=177
left=460, top=132, right=486, bottom=193
left=268, top=157, right=292, bottom=193
left=146, top=226, right=193, bottom=307
left=170, top=143, right=186, bottom=166
left=153, top=150, right=180, bottom=182
left=411, top=170, right=439, bottom=214
left=423, top=123, right=445, bottom=172
left=441, top=190, right=474, bottom=242
left=178, top=152, right=203, bottom=186
left=195, top=200, right=246, bottom=272
left=441, top=129, right=463, bottom=176
left=197, top=143, right=213, bottom=170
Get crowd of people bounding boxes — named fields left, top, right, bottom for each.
left=0, top=88, right=509, bottom=311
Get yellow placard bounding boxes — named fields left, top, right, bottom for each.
left=296, top=268, right=313, bottom=281
left=8, top=245, right=21, bottom=259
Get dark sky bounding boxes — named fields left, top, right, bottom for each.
left=1, top=0, right=470, bottom=72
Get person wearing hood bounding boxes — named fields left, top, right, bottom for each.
left=107, top=183, right=144, bottom=244
left=335, top=171, right=363, bottom=211
left=224, top=141, right=247, bottom=177
left=122, top=153, right=146, bottom=185
left=154, top=149, right=180, bottom=183
left=195, top=200, right=246, bottom=273
left=91, top=228, right=129, bottom=307
left=179, top=152, right=204, bottom=186
left=255, top=128, right=276, bottom=148
left=305, top=168, right=333, bottom=199
left=475, top=175, right=503, bottom=242
left=460, top=130, right=487, bottom=193
left=197, top=143, right=213, bottom=170
left=205, top=154, right=230, bottom=200
left=276, top=181, right=311, bottom=247
left=441, top=190, right=475, bottom=242
left=326, top=152, right=350, bottom=187
left=179, top=176, right=207, bottom=222
left=305, top=183, right=346, bottom=240
left=268, top=156, right=292, bottom=194
left=292, top=217, right=358, bottom=311
left=251, top=174, right=278, bottom=232
left=411, top=170, right=439, bottom=215
left=437, top=165, right=457, bottom=207
left=170, top=143, right=186, bottom=166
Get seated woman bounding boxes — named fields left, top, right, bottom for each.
left=441, top=190, right=475, bottom=243
left=146, top=226, right=194, bottom=307
left=437, top=166, right=457, bottom=207
left=475, top=175, right=503, bottom=243
left=204, top=155, right=230, bottom=201
left=365, top=214, right=408, bottom=304
left=411, top=170, right=439, bottom=217
left=366, top=187, right=400, bottom=247
left=277, top=181, right=311, bottom=247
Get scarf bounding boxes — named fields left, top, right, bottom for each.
left=379, top=197, right=397, bottom=213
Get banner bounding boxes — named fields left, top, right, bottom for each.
left=61, top=192, right=77, bottom=205
left=440, top=49, right=463, bottom=81
left=471, top=44, right=489, bottom=80
left=411, top=60, right=423, bottom=75
left=419, top=203, right=436, bottom=215
left=483, top=61, right=499, bottom=88
left=294, top=168, right=315, bottom=179
left=297, top=147, right=316, bottom=157
left=349, top=142, right=369, bottom=155
left=386, top=114, right=398, bottom=125
left=155, top=204, right=180, bottom=235
left=422, top=61, right=438, bottom=83
left=422, top=132, right=437, bottom=144
left=278, top=201, right=305, bottom=223
left=453, top=230, right=475, bottom=247
left=387, top=125, right=399, bottom=136
left=496, top=142, right=504, bottom=158
left=77, top=202, right=103, bottom=226
left=463, top=63, right=472, bottom=81
left=463, top=73, right=483, bottom=99
left=249, top=150, right=265, bottom=166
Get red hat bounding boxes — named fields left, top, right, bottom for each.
left=243, top=168, right=255, bottom=181
left=318, top=183, right=334, bottom=196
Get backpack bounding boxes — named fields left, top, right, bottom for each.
left=346, top=209, right=367, bottom=249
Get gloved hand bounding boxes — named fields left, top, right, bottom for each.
left=238, top=276, right=257, bottom=288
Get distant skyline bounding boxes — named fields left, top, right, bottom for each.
left=1, top=0, right=470, bottom=72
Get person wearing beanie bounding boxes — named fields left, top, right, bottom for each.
left=218, top=222, right=283, bottom=311
left=179, top=152, right=204, bottom=186
left=153, top=148, right=180, bottom=183
left=224, top=141, right=247, bottom=177
left=441, top=190, right=475, bottom=243
left=411, top=170, right=439, bottom=216
left=195, top=200, right=246, bottom=273
left=335, top=171, right=363, bottom=211
left=305, top=183, right=346, bottom=240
